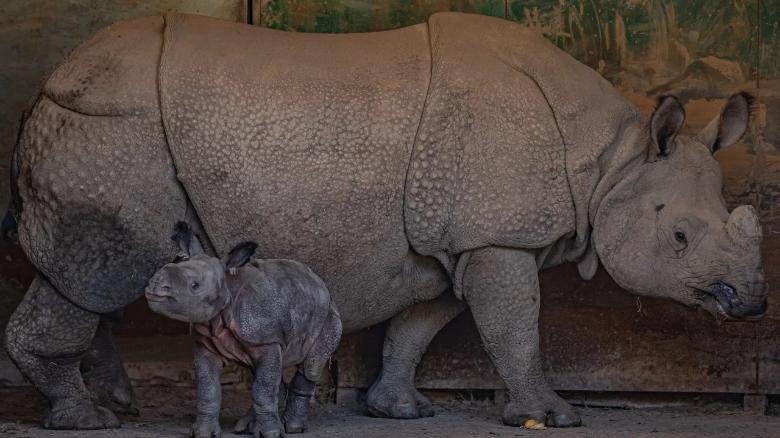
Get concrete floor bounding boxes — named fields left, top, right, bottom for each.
left=1, top=387, right=779, bottom=438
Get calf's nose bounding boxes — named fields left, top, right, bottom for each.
left=146, top=271, right=172, bottom=295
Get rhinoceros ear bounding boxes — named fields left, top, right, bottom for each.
left=171, top=221, right=205, bottom=257
left=696, top=92, right=753, bottom=153
left=648, top=95, right=685, bottom=161
left=223, top=241, right=258, bottom=271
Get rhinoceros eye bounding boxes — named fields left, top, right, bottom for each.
left=674, top=231, right=687, bottom=244
left=191, top=281, right=200, bottom=290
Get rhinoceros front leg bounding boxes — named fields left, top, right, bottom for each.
left=367, top=292, right=465, bottom=419
left=250, top=344, right=284, bottom=438
left=461, top=247, right=581, bottom=428
left=192, top=345, right=223, bottom=438
left=4, top=275, right=120, bottom=429
left=81, top=311, right=138, bottom=416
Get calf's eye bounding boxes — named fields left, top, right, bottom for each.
left=191, top=281, right=200, bottom=290
left=674, top=231, right=687, bottom=243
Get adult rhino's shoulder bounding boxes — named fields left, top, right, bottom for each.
left=406, top=12, right=578, bottom=256
left=43, top=16, right=164, bottom=117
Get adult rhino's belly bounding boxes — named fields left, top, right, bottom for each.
left=158, top=14, right=435, bottom=331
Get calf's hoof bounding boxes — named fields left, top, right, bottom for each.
left=284, top=416, right=307, bottom=434
left=191, top=417, right=221, bottom=438
left=254, top=426, right=283, bottom=438
left=366, top=379, right=434, bottom=419
left=234, top=411, right=254, bottom=434
left=44, top=401, right=120, bottom=430
left=237, top=413, right=295, bottom=436
left=501, top=400, right=582, bottom=428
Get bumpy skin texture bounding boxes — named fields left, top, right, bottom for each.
left=80, top=312, right=139, bottom=416
left=5, top=16, right=189, bottom=429
left=462, top=248, right=579, bottom=426
left=158, top=14, right=442, bottom=332
left=367, top=292, right=465, bottom=419
left=145, top=227, right=341, bottom=437
left=6, top=12, right=767, bottom=430
left=5, top=276, right=119, bottom=429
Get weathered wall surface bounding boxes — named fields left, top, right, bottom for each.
left=0, top=0, right=778, bottom=397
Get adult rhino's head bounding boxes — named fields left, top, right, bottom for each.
left=145, top=222, right=257, bottom=323
left=594, top=92, right=767, bottom=321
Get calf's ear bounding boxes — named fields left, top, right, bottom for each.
left=648, top=95, right=685, bottom=161
left=224, top=242, right=258, bottom=270
left=171, top=221, right=205, bottom=257
left=696, top=92, right=753, bottom=153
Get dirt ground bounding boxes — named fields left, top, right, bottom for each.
left=0, top=387, right=778, bottom=438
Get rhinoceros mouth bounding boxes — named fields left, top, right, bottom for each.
left=695, top=282, right=766, bottom=322
left=145, top=288, right=174, bottom=303
left=699, top=294, right=730, bottom=322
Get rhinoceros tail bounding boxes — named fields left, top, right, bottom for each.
left=2, top=103, right=31, bottom=243
left=1, top=209, right=17, bottom=242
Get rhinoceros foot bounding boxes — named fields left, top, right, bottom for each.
left=192, top=416, right=221, bottom=438
left=84, top=365, right=139, bottom=416
left=234, top=410, right=254, bottom=434
left=366, top=378, right=434, bottom=419
left=501, top=397, right=581, bottom=428
left=233, top=409, right=283, bottom=438
left=43, top=400, right=120, bottom=430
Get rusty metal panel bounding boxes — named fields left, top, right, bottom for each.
left=536, top=266, right=760, bottom=393
left=333, top=327, right=385, bottom=388
left=756, top=0, right=780, bottom=395
left=758, top=237, right=780, bottom=393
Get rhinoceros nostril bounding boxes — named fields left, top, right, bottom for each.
left=712, top=281, right=738, bottom=302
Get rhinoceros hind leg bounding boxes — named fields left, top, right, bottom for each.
left=366, top=293, right=465, bottom=419
left=81, top=311, right=138, bottom=416
left=4, top=275, right=120, bottom=429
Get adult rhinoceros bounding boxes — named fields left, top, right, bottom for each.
left=4, top=12, right=768, bottom=432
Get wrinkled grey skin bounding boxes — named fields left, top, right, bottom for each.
left=146, top=222, right=341, bottom=438
left=4, top=12, right=767, bottom=430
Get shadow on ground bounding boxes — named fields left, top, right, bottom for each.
left=0, top=387, right=778, bottom=437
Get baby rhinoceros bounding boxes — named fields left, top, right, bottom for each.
left=145, top=222, right=342, bottom=438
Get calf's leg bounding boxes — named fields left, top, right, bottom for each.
left=192, top=345, right=224, bottom=438
left=251, top=344, right=284, bottom=438
left=283, top=306, right=343, bottom=433
left=4, top=275, right=119, bottom=429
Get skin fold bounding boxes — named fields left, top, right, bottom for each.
left=4, top=12, right=767, bottom=430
